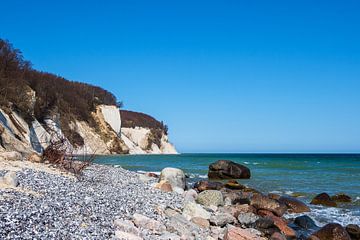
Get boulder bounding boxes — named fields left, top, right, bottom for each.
left=154, top=180, right=173, bottom=192
left=237, top=212, right=259, bottom=226
left=346, top=224, right=360, bottom=240
left=294, top=215, right=319, bottom=231
left=223, top=191, right=252, bottom=205
left=193, top=180, right=224, bottom=192
left=27, top=152, right=42, bottom=163
left=250, top=194, right=287, bottom=217
left=158, top=232, right=181, bottom=240
left=0, top=151, right=22, bottom=161
left=159, top=167, right=186, bottom=190
left=208, top=160, right=251, bottom=179
left=183, top=189, right=198, bottom=202
left=191, top=217, right=210, bottom=228
left=182, top=201, right=211, bottom=220
left=224, top=225, right=262, bottom=240
left=270, top=232, right=287, bottom=240
left=167, top=214, right=198, bottom=238
left=133, top=213, right=166, bottom=233
left=209, top=213, right=236, bottom=227
left=278, top=196, right=310, bottom=213
left=309, top=223, right=351, bottom=240
left=310, top=193, right=337, bottom=207
left=331, top=194, right=352, bottom=203
left=255, top=217, right=274, bottom=229
left=196, top=190, right=224, bottom=207
left=220, top=204, right=254, bottom=219
left=256, top=210, right=296, bottom=238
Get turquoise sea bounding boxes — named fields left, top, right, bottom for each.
left=95, top=153, right=360, bottom=226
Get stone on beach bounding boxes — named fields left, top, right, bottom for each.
left=133, top=213, right=166, bottom=233
left=278, top=195, right=310, bottom=213
left=114, top=219, right=140, bottom=236
left=115, top=230, right=143, bottom=240
left=191, top=217, right=210, bottom=228
left=155, top=180, right=173, bottom=192
left=310, top=193, right=337, bottom=207
left=193, top=180, right=224, bottom=192
left=27, top=152, right=42, bottom=163
left=250, top=194, right=287, bottom=217
left=208, top=160, right=251, bottom=179
left=294, top=215, right=319, bottom=231
left=209, top=212, right=236, bottom=226
left=223, top=225, right=262, bottom=240
left=182, top=201, right=211, bottom=220
left=0, top=151, right=22, bottom=161
left=331, top=193, right=352, bottom=203
left=0, top=171, right=18, bottom=187
left=309, top=223, right=351, bottom=240
left=159, top=167, right=186, bottom=190
left=196, top=190, right=224, bottom=207
left=345, top=224, right=360, bottom=240
left=237, top=212, right=259, bottom=226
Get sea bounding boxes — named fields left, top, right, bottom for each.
left=95, top=153, right=360, bottom=226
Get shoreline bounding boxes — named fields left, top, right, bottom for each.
left=0, top=157, right=359, bottom=239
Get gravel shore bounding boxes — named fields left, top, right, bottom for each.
left=0, top=164, right=186, bottom=239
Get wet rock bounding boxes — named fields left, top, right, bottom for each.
left=255, top=217, right=274, bottom=229
left=208, top=160, right=251, bottom=179
left=194, top=180, right=224, bottom=192
left=223, top=191, right=252, bottom=205
left=346, top=224, right=360, bottom=240
left=191, top=217, right=210, bottom=228
left=331, top=194, right=352, bottom=203
left=159, top=167, right=186, bottom=190
left=133, top=213, right=166, bottom=233
left=209, top=212, right=236, bottom=227
left=309, top=223, right=351, bottom=240
left=257, top=210, right=296, bottom=238
left=294, top=215, right=319, bottom=230
left=196, top=190, right=224, bottom=207
left=224, top=180, right=246, bottom=190
left=268, top=193, right=281, bottom=200
left=223, top=225, right=261, bottom=240
left=250, top=194, right=287, bottom=217
left=310, top=193, right=337, bottom=207
left=220, top=204, right=254, bottom=219
left=182, top=201, right=211, bottom=220
left=238, top=212, right=259, bottom=226
left=278, top=196, right=310, bottom=213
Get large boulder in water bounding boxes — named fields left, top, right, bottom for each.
left=309, top=223, right=351, bottom=240
left=310, top=193, right=337, bottom=207
left=159, top=167, right=186, bottom=190
left=208, top=160, right=251, bottom=179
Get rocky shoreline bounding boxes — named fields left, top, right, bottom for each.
left=0, top=158, right=359, bottom=239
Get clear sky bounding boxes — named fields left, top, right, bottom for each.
left=1, top=0, right=359, bottom=153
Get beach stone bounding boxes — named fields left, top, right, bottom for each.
left=1, top=171, right=18, bottom=187
left=155, top=180, right=173, bottom=192
left=146, top=172, right=159, bottom=178
left=223, top=191, right=252, bottom=205
left=331, top=194, right=352, bottom=203
left=346, top=224, right=360, bottom=240
left=114, top=219, right=140, bottom=236
left=250, top=194, right=287, bottom=217
left=210, top=212, right=236, bottom=227
left=164, top=208, right=179, bottom=218
left=115, top=230, right=143, bottom=240
left=309, top=223, right=351, bottom=240
left=224, top=225, right=262, bottom=240
left=182, top=201, right=211, bottom=220
left=167, top=214, right=198, bottom=238
left=268, top=193, right=281, bottom=200
left=138, top=174, right=153, bottom=183
left=270, top=232, right=287, bottom=240
left=183, top=189, right=198, bottom=202
left=220, top=204, right=253, bottom=219
left=237, top=212, right=259, bottom=226
left=133, top=213, right=166, bottom=233
left=158, top=232, right=181, bottom=240
left=294, top=215, right=319, bottom=230
left=191, top=217, right=210, bottom=228
left=208, top=160, right=251, bottom=179
left=196, top=190, right=224, bottom=207
left=159, top=167, right=186, bottom=190
left=278, top=196, right=310, bottom=213
left=257, top=210, right=296, bottom=238
left=172, top=187, right=185, bottom=195
left=193, top=180, right=224, bottom=192
left=224, top=180, right=246, bottom=190
left=255, top=217, right=274, bottom=229
left=0, top=151, right=22, bottom=161
left=310, top=193, right=337, bottom=207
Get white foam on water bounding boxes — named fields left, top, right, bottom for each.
left=198, top=174, right=207, bottom=178
left=269, top=190, right=283, bottom=194
left=243, top=161, right=250, bottom=164
left=253, top=162, right=260, bottom=165
left=285, top=191, right=294, bottom=195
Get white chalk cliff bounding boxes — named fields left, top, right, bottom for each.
left=0, top=104, right=177, bottom=155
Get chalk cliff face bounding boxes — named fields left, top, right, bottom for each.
left=0, top=104, right=177, bottom=155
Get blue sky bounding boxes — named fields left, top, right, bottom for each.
left=1, top=1, right=360, bottom=153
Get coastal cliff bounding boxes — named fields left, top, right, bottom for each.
left=0, top=39, right=177, bottom=155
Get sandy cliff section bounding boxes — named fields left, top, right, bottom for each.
left=121, top=127, right=177, bottom=154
